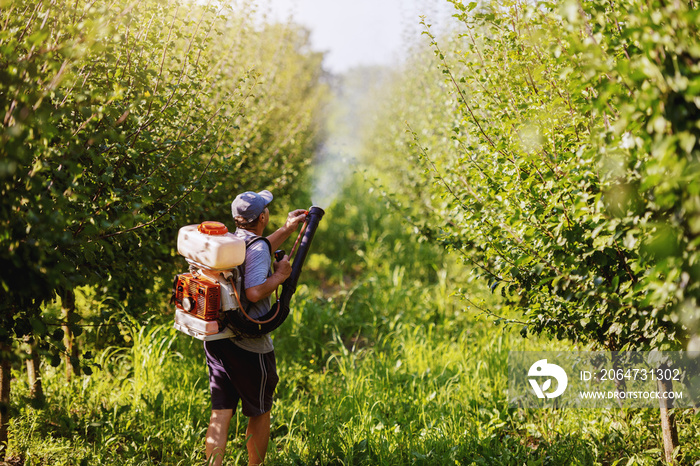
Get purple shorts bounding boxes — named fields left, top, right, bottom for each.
left=203, top=339, right=278, bottom=417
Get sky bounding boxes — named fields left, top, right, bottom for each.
left=255, top=0, right=457, bottom=207
left=262, top=0, right=455, bottom=74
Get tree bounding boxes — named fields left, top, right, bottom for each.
left=0, top=0, right=326, bottom=456
left=367, top=0, right=699, bottom=462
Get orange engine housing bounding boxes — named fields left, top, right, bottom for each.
left=174, top=273, right=221, bottom=320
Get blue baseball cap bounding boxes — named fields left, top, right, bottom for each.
left=231, top=190, right=273, bottom=222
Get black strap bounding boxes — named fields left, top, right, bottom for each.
left=244, top=235, right=271, bottom=251
left=239, top=235, right=271, bottom=297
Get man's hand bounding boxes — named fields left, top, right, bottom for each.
left=285, top=209, right=307, bottom=231
left=273, top=255, right=292, bottom=281
left=267, top=209, right=308, bottom=252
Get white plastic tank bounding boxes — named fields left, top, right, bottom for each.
left=177, top=221, right=245, bottom=270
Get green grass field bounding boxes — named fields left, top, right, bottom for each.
left=6, top=181, right=700, bottom=465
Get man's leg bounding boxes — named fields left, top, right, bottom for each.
left=205, top=409, right=234, bottom=466
left=246, top=410, right=270, bottom=466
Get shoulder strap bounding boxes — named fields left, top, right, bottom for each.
left=244, top=235, right=271, bottom=253
left=238, top=236, right=272, bottom=296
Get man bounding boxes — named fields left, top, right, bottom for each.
left=204, top=189, right=306, bottom=466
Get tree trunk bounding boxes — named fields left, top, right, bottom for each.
left=657, top=363, right=680, bottom=464
left=61, top=289, right=80, bottom=381
left=0, top=343, right=11, bottom=460
left=24, top=335, right=43, bottom=403
left=611, top=352, right=627, bottom=409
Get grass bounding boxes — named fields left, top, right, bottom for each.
left=5, top=178, right=700, bottom=465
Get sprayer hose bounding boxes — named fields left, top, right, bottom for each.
left=229, top=276, right=281, bottom=325
left=289, top=219, right=308, bottom=259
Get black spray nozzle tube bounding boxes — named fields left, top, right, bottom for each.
left=224, top=205, right=325, bottom=337
left=282, top=206, right=325, bottom=297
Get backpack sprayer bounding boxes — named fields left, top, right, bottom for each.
left=172, top=206, right=325, bottom=340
